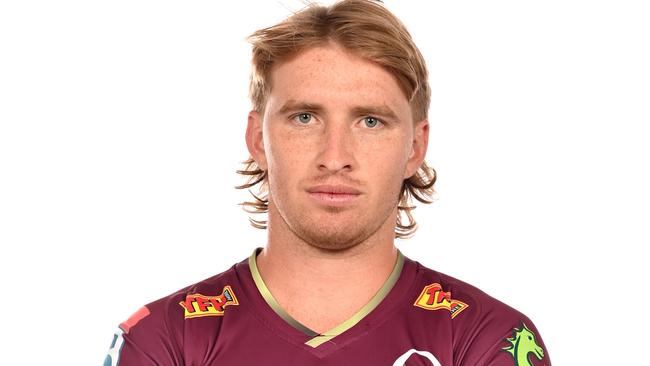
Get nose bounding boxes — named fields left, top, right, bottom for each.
left=316, top=122, right=356, bottom=173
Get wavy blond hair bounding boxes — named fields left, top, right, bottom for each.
left=236, top=0, right=436, bottom=239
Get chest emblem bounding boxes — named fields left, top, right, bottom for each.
left=393, top=349, right=442, bottom=366
left=180, top=285, right=239, bottom=319
left=413, top=282, right=469, bottom=319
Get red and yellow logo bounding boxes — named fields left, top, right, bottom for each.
left=413, top=283, right=469, bottom=319
left=179, top=285, right=239, bottom=319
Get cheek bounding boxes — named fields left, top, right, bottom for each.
left=264, top=132, right=311, bottom=185
left=361, top=138, right=411, bottom=195
left=366, top=135, right=411, bottom=170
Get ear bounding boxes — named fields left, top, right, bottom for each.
left=404, top=119, right=429, bottom=179
left=245, top=110, right=268, bottom=171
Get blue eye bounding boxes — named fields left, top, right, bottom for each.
left=364, top=116, right=381, bottom=128
left=295, top=113, right=312, bottom=124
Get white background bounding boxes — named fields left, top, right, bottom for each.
left=1, top=1, right=648, bottom=364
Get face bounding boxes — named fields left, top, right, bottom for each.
left=246, top=43, right=428, bottom=251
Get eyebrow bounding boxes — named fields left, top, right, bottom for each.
left=277, top=100, right=325, bottom=116
left=276, top=99, right=400, bottom=121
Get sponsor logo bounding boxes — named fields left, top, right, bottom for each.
left=105, top=306, right=150, bottom=366
left=393, top=349, right=442, bottom=366
left=180, top=285, right=239, bottom=319
left=502, top=323, right=545, bottom=366
left=413, top=282, right=469, bottom=318
left=104, top=328, right=125, bottom=366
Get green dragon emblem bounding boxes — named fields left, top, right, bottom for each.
left=502, top=323, right=544, bottom=366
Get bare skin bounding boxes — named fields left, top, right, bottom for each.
left=245, top=42, right=429, bottom=334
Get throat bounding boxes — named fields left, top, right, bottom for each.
left=282, top=298, right=368, bottom=335
left=249, top=247, right=404, bottom=336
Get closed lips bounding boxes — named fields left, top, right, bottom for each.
left=306, top=185, right=362, bottom=195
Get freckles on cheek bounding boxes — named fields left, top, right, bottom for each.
left=267, top=142, right=305, bottom=176
left=361, top=151, right=396, bottom=179
left=369, top=134, right=409, bottom=158
left=281, top=131, right=313, bottom=158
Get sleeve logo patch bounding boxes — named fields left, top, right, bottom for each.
left=413, top=282, right=469, bottom=319
left=502, top=323, right=545, bottom=366
left=104, top=328, right=125, bottom=366
left=179, top=285, right=239, bottom=319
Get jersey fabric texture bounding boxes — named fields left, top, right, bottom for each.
left=105, top=249, right=551, bottom=366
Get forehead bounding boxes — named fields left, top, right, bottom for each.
left=267, top=44, right=412, bottom=119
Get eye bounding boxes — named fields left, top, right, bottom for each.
left=363, top=116, right=381, bottom=128
left=294, top=113, right=312, bottom=124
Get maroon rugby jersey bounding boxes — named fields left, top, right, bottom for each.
left=105, top=249, right=551, bottom=365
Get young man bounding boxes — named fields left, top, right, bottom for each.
left=105, top=1, right=551, bottom=365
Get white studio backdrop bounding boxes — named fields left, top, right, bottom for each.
left=1, top=1, right=648, bottom=364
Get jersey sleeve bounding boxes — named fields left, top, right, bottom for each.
left=442, top=275, right=552, bottom=366
left=464, top=316, right=552, bottom=366
left=104, top=297, right=185, bottom=366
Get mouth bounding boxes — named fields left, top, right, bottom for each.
left=306, top=185, right=362, bottom=206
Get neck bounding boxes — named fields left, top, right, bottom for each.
left=258, top=205, right=398, bottom=288
left=254, top=204, right=399, bottom=333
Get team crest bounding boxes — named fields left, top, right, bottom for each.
left=392, top=349, right=442, bottom=366
left=413, top=283, right=469, bottom=318
left=502, top=323, right=545, bottom=366
left=180, top=285, right=239, bottom=319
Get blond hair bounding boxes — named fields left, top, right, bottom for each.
left=236, top=0, right=436, bottom=238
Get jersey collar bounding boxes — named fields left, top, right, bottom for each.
left=248, top=247, right=405, bottom=348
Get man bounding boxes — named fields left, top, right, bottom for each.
left=105, top=1, right=551, bottom=365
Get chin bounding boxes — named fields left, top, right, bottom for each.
left=294, top=221, right=375, bottom=252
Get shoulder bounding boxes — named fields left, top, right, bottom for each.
left=410, top=260, right=551, bottom=365
left=105, top=263, right=243, bottom=366
left=140, top=263, right=241, bottom=331
left=411, top=260, right=524, bottom=324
